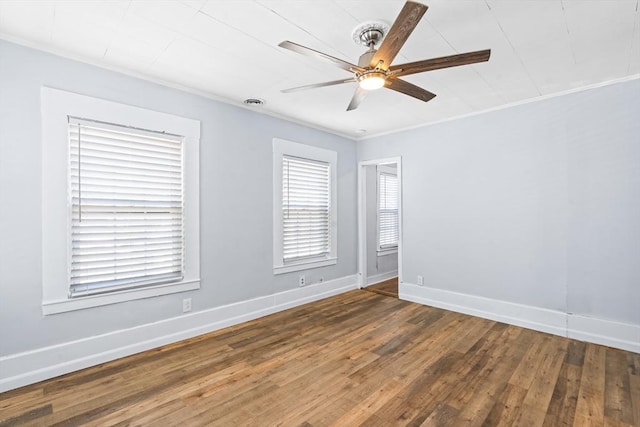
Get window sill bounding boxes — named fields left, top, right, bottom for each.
left=273, top=257, right=337, bottom=275
left=377, top=247, right=398, bottom=257
left=42, top=279, right=200, bottom=315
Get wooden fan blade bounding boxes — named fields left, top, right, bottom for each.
left=389, top=49, right=491, bottom=77
left=282, top=78, right=356, bottom=93
left=384, top=78, right=436, bottom=103
left=370, top=1, right=428, bottom=70
left=347, top=86, right=368, bottom=111
left=279, top=41, right=364, bottom=72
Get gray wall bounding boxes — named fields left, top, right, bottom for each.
left=365, top=165, right=398, bottom=280
left=0, top=40, right=357, bottom=357
left=358, top=78, right=640, bottom=326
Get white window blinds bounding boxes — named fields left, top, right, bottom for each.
left=282, top=155, right=331, bottom=262
left=378, top=171, right=399, bottom=248
left=68, top=117, right=184, bottom=297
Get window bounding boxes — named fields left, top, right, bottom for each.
left=282, top=156, right=330, bottom=262
left=68, top=118, right=184, bottom=297
left=273, top=138, right=337, bottom=274
left=42, top=87, right=200, bottom=314
left=377, top=165, right=398, bottom=252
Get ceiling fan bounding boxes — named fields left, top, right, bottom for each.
left=278, top=1, right=491, bottom=111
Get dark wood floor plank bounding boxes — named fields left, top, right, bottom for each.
left=574, top=344, right=607, bottom=426
left=605, top=348, right=635, bottom=424
left=0, top=290, right=637, bottom=426
left=326, top=378, right=406, bottom=426
left=0, top=404, right=52, bottom=427
left=512, top=335, right=568, bottom=426
left=483, top=383, right=529, bottom=427
left=364, top=277, right=398, bottom=298
left=446, top=325, right=532, bottom=425
left=508, top=333, right=553, bottom=389
left=630, top=370, right=640, bottom=427
left=365, top=322, right=515, bottom=425
left=448, top=315, right=495, bottom=354
left=566, top=340, right=587, bottom=367
left=0, top=390, right=44, bottom=422
left=542, top=361, right=582, bottom=427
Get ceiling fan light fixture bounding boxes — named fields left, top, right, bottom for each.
left=358, top=72, right=386, bottom=90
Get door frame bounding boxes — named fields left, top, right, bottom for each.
left=357, top=156, right=403, bottom=289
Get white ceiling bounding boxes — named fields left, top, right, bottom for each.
left=0, top=0, right=638, bottom=139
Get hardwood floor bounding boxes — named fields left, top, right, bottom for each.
left=1, top=290, right=638, bottom=426
left=364, top=277, right=399, bottom=298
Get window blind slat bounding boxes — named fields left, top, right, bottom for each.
left=73, top=238, right=181, bottom=250
left=69, top=119, right=184, bottom=297
left=73, top=248, right=182, bottom=263
left=70, top=154, right=181, bottom=172
left=71, top=272, right=183, bottom=297
left=71, top=179, right=181, bottom=193
left=69, top=122, right=182, bottom=150
left=69, top=137, right=182, bottom=160
left=70, top=162, right=181, bottom=179
left=71, top=261, right=183, bottom=280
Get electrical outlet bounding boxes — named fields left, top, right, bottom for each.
left=182, top=298, right=192, bottom=313
left=299, top=275, right=305, bottom=287
left=417, top=275, right=424, bottom=286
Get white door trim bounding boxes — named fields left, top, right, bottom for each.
left=357, top=157, right=403, bottom=289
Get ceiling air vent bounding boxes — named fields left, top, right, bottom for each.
left=243, top=98, right=265, bottom=106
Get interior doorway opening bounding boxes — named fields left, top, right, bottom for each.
left=357, top=157, right=402, bottom=297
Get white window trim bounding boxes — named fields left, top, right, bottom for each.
left=272, top=138, right=337, bottom=275
left=376, top=164, right=398, bottom=255
left=41, top=87, right=200, bottom=315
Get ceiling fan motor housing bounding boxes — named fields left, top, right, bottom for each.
left=359, top=28, right=383, bottom=47
left=352, top=21, right=389, bottom=48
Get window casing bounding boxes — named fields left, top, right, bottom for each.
left=273, top=138, right=337, bottom=274
left=377, top=165, right=398, bottom=253
left=41, top=87, right=200, bottom=314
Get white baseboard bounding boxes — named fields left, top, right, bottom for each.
left=365, top=270, right=398, bottom=286
left=400, top=283, right=639, bottom=354
left=568, top=314, right=640, bottom=354
left=0, top=275, right=358, bottom=393
left=400, top=283, right=567, bottom=337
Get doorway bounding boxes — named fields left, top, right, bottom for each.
left=357, top=157, right=402, bottom=298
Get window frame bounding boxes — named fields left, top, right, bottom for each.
left=41, top=87, right=200, bottom=315
left=272, top=138, right=337, bottom=275
left=376, top=164, right=399, bottom=256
